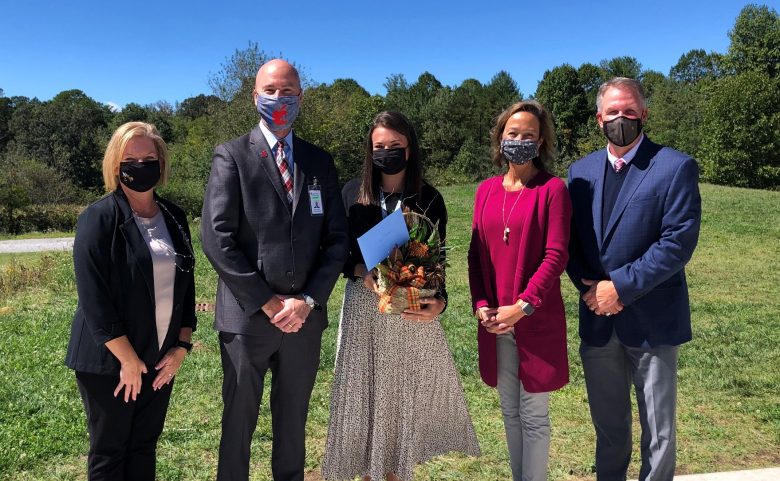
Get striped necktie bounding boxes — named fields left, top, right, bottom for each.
left=275, top=139, right=293, bottom=204
left=614, top=158, right=626, bottom=173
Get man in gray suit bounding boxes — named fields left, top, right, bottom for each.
left=201, top=59, right=349, bottom=481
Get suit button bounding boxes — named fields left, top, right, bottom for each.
left=286, top=271, right=293, bottom=278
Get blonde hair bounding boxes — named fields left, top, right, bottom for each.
left=490, top=100, right=557, bottom=172
left=102, top=121, right=169, bottom=191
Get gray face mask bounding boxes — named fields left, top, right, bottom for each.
left=256, top=93, right=300, bottom=132
left=501, top=139, right=539, bottom=165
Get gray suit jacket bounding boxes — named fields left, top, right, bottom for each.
left=201, top=126, right=349, bottom=336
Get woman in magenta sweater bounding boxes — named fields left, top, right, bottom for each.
left=467, top=100, right=571, bottom=481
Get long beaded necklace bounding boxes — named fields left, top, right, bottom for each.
left=132, top=201, right=195, bottom=272
left=501, top=183, right=525, bottom=243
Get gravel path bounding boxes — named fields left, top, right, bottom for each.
left=0, top=237, right=75, bottom=253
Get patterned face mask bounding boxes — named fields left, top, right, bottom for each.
left=501, top=139, right=539, bottom=165
left=256, top=93, right=300, bottom=132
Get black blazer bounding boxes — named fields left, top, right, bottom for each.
left=200, top=127, right=349, bottom=336
left=65, top=189, right=197, bottom=375
left=340, top=178, right=448, bottom=303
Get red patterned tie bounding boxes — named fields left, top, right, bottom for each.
left=614, top=158, right=626, bottom=173
left=275, top=139, right=293, bottom=204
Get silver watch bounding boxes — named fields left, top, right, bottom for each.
left=302, top=294, right=321, bottom=311
left=520, top=300, right=535, bottom=316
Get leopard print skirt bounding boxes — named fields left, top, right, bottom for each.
left=322, top=279, right=481, bottom=481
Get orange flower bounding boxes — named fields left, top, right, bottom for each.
left=408, top=240, right=429, bottom=257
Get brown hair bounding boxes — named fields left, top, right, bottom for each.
left=357, top=111, right=423, bottom=205
left=490, top=100, right=557, bottom=172
left=102, top=121, right=169, bottom=191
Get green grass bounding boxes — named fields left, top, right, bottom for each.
left=0, top=182, right=778, bottom=480
left=0, top=253, right=44, bottom=269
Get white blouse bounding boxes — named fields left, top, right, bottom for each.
left=133, top=210, right=175, bottom=350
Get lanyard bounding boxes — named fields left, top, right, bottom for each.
left=379, top=191, right=403, bottom=219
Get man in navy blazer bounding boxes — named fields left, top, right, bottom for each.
left=567, top=77, right=701, bottom=481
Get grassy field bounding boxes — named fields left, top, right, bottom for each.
left=0, top=182, right=778, bottom=480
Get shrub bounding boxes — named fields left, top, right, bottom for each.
left=0, top=254, right=57, bottom=299
left=0, top=204, right=83, bottom=234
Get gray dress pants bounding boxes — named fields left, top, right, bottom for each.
left=580, top=330, right=679, bottom=481
left=497, top=332, right=551, bottom=481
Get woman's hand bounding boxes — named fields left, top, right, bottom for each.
left=479, top=303, right=525, bottom=335
left=476, top=306, right=498, bottom=323
left=152, top=346, right=187, bottom=390
left=114, top=356, right=148, bottom=402
left=104, top=336, right=147, bottom=402
left=402, top=297, right=446, bottom=323
left=355, top=263, right=380, bottom=294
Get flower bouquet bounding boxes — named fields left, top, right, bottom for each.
left=376, top=210, right=447, bottom=314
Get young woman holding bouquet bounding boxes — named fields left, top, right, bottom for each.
left=467, top=100, right=571, bottom=481
left=322, top=111, right=479, bottom=481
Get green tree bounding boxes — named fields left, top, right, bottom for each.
left=698, top=70, right=780, bottom=188
left=600, top=56, right=643, bottom=80
left=451, top=136, right=494, bottom=180
left=111, top=102, right=149, bottom=126
left=641, top=70, right=667, bottom=99
left=419, top=86, right=465, bottom=168
left=645, top=78, right=708, bottom=158
left=670, top=49, right=724, bottom=83
left=578, top=62, right=605, bottom=108
left=8, top=90, right=111, bottom=190
left=383, top=73, right=412, bottom=115
left=385, top=72, right=443, bottom=131
left=452, top=78, right=490, bottom=142
left=296, top=79, right=384, bottom=182
left=484, top=70, right=522, bottom=114
left=158, top=116, right=216, bottom=216
left=535, top=64, right=589, bottom=162
left=0, top=93, right=12, bottom=154
left=209, top=42, right=272, bottom=102
left=725, top=4, right=780, bottom=77
left=207, top=45, right=310, bottom=144
left=177, top=94, right=223, bottom=119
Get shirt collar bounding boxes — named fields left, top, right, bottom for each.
left=259, top=121, right=294, bottom=152
left=607, top=133, right=644, bottom=167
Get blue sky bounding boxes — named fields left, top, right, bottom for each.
left=1, top=0, right=777, bottom=109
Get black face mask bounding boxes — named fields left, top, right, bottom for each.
left=119, top=160, right=161, bottom=192
left=602, top=116, right=643, bottom=147
left=372, top=148, right=406, bottom=175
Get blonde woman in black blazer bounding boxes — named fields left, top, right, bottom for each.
left=65, top=122, right=196, bottom=481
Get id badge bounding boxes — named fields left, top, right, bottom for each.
left=308, top=178, right=324, bottom=216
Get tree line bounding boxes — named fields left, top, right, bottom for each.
left=0, top=3, right=777, bottom=232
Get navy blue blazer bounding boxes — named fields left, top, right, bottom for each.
left=567, top=137, right=701, bottom=347
left=65, top=189, right=197, bottom=375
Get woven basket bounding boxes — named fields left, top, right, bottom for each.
left=376, top=276, right=437, bottom=314
left=375, top=211, right=441, bottom=314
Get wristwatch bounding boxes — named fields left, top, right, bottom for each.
left=175, top=340, right=193, bottom=353
left=302, top=294, right=322, bottom=311
left=519, top=300, right=535, bottom=316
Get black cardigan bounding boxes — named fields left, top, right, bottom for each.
left=65, top=189, right=197, bottom=375
left=341, top=178, right=448, bottom=304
